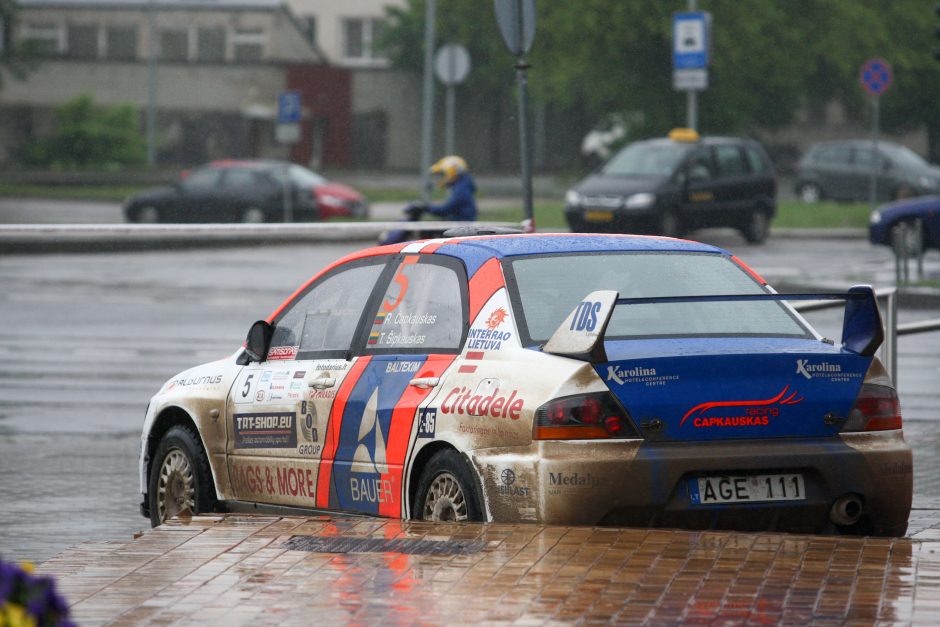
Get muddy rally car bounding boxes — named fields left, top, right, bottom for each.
left=139, top=233, right=911, bottom=536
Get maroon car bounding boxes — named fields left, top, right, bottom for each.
left=124, top=160, right=368, bottom=223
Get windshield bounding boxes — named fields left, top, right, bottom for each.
left=601, top=141, right=691, bottom=177
left=881, top=144, right=930, bottom=171
left=288, top=165, right=328, bottom=187
left=505, top=253, right=810, bottom=344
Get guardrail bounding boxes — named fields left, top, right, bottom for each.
left=793, top=288, right=940, bottom=385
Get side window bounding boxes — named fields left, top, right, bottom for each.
left=687, top=149, right=714, bottom=182
left=270, top=261, right=386, bottom=359
left=714, top=145, right=748, bottom=177
left=744, top=146, right=767, bottom=174
left=183, top=169, right=222, bottom=191
left=365, top=256, right=466, bottom=353
left=852, top=149, right=883, bottom=169
left=222, top=169, right=258, bottom=189
left=815, top=146, right=851, bottom=166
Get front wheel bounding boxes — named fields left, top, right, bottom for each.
left=148, top=425, right=217, bottom=527
left=413, top=449, right=484, bottom=522
left=241, top=206, right=266, bottom=223
left=742, top=209, right=771, bottom=244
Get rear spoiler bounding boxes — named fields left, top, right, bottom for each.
left=541, top=285, right=883, bottom=363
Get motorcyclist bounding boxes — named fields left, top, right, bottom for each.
left=422, top=155, right=477, bottom=221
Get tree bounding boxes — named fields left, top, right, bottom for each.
left=24, top=94, right=147, bottom=169
left=380, top=0, right=940, bottom=164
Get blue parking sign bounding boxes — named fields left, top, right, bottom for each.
left=673, top=12, right=709, bottom=70
left=277, top=91, right=302, bottom=124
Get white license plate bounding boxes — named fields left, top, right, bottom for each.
left=689, top=473, right=805, bottom=505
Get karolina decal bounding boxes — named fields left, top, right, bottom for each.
left=680, top=386, right=803, bottom=428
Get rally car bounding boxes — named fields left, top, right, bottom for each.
left=139, top=233, right=912, bottom=536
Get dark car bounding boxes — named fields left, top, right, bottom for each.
left=795, top=140, right=940, bottom=204
left=869, top=195, right=940, bottom=252
left=124, top=160, right=368, bottom=223
left=564, top=129, right=777, bottom=244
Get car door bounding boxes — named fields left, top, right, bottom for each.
left=814, top=145, right=854, bottom=200
left=681, top=147, right=720, bottom=226
left=226, top=256, right=390, bottom=509
left=174, top=168, right=223, bottom=221
left=317, top=253, right=468, bottom=517
left=710, top=143, right=753, bottom=223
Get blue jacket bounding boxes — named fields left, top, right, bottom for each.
left=427, top=174, right=477, bottom=221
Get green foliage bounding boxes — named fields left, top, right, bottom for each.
left=24, top=94, right=146, bottom=169
left=0, top=0, right=38, bottom=87
left=380, top=0, right=940, bottom=149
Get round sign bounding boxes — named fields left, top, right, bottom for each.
left=859, top=58, right=893, bottom=97
left=434, top=44, right=471, bottom=86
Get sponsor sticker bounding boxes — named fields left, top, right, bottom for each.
left=795, top=359, right=861, bottom=383
left=680, top=386, right=803, bottom=429
left=606, top=364, right=680, bottom=387
left=268, top=346, right=298, bottom=361
left=440, top=386, right=525, bottom=419
left=231, top=462, right=316, bottom=499
left=417, top=408, right=437, bottom=438
left=234, top=412, right=297, bottom=448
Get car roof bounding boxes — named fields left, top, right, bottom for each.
left=206, top=159, right=288, bottom=170
left=383, top=234, right=728, bottom=277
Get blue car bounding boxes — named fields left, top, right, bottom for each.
left=870, top=195, right=940, bottom=251
left=139, top=233, right=911, bottom=536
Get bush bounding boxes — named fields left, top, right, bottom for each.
left=24, top=94, right=146, bottom=169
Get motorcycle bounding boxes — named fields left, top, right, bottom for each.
left=378, top=202, right=448, bottom=245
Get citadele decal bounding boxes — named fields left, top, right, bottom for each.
left=679, top=386, right=803, bottom=428
left=440, top=386, right=524, bottom=419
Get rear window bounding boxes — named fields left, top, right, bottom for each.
left=504, top=253, right=810, bottom=344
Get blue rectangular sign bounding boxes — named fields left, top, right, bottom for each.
left=673, top=12, right=709, bottom=70
left=277, top=91, right=302, bottom=124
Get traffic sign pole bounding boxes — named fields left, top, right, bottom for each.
left=859, top=58, right=893, bottom=212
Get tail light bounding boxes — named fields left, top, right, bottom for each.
left=534, top=393, right=639, bottom=440
left=843, top=383, right=902, bottom=432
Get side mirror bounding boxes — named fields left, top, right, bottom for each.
left=244, top=320, right=273, bottom=363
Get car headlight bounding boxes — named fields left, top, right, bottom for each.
left=319, top=194, right=347, bottom=206
left=870, top=211, right=882, bottom=225
left=917, top=175, right=939, bottom=189
left=565, top=190, right=583, bottom=207
left=624, top=193, right=655, bottom=210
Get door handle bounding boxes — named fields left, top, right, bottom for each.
left=409, top=377, right=440, bottom=389
left=308, top=377, right=336, bottom=389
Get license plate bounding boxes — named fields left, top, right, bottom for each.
left=584, top=210, right=614, bottom=222
left=689, top=473, right=805, bottom=505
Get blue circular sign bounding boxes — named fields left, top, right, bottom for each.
left=859, top=58, right=892, bottom=97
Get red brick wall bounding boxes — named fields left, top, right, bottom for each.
left=285, top=65, right=352, bottom=167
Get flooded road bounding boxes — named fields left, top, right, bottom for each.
left=0, top=235, right=937, bottom=562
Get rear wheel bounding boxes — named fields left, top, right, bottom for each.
left=798, top=183, right=822, bottom=204
left=148, top=425, right=216, bottom=527
left=241, top=207, right=266, bottom=223
left=413, top=449, right=483, bottom=522
left=742, top=208, right=771, bottom=244
left=131, top=205, right=160, bottom=223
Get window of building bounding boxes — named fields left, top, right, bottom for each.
left=197, top=27, right=225, bottom=62
left=106, top=25, right=137, bottom=61
left=159, top=28, right=188, bottom=62
left=233, top=29, right=264, bottom=62
left=21, top=22, right=63, bottom=56
left=342, top=17, right=386, bottom=63
left=66, top=23, right=98, bottom=60
left=302, top=16, right=316, bottom=45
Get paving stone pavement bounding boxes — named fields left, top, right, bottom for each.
left=36, top=503, right=940, bottom=626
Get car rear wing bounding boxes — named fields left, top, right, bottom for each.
left=541, top=285, right=883, bottom=363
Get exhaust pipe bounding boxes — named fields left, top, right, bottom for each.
left=830, top=494, right=864, bottom=526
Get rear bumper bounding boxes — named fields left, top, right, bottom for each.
left=470, top=431, right=912, bottom=536
left=564, top=206, right=658, bottom=233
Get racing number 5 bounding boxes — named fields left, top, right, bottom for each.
left=383, top=256, right=419, bottom=312
left=241, top=373, right=254, bottom=398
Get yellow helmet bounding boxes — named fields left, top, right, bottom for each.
left=430, top=155, right=468, bottom=187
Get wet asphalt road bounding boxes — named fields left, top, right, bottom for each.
left=0, top=234, right=938, bottom=563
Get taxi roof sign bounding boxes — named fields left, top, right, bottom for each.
left=668, top=128, right=700, bottom=142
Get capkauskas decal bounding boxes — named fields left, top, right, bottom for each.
left=679, top=386, right=803, bottom=428
left=234, top=412, right=297, bottom=448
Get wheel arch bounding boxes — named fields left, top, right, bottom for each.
left=145, top=405, right=221, bottom=500
left=406, top=441, right=485, bottom=519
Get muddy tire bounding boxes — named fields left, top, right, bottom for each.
left=148, top=425, right=216, bottom=527
left=413, top=449, right=484, bottom=523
